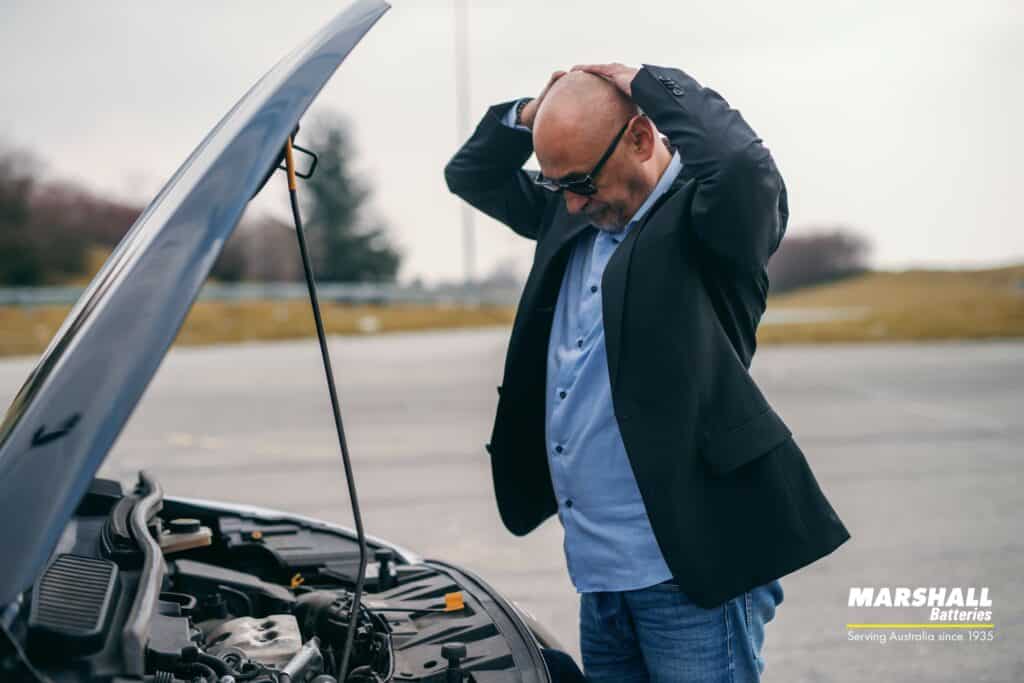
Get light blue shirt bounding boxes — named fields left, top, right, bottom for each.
left=503, top=100, right=685, bottom=592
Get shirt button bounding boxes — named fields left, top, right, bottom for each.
left=565, top=499, right=573, bottom=508
left=576, top=339, right=583, bottom=348
left=590, top=285, right=598, bottom=293
left=555, top=445, right=564, bottom=454
left=559, top=390, right=567, bottom=399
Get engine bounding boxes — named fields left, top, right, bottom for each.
left=1, top=475, right=560, bottom=683
left=142, top=581, right=393, bottom=683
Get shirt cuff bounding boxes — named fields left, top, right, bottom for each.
left=502, top=98, right=532, bottom=131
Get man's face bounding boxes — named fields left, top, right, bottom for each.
left=538, top=120, right=650, bottom=232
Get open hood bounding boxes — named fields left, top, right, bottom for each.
left=0, top=0, right=390, bottom=607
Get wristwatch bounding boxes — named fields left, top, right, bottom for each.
left=514, top=98, right=533, bottom=127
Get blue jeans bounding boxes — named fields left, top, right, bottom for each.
left=579, top=579, right=784, bottom=682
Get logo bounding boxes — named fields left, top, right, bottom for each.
left=845, top=586, right=995, bottom=644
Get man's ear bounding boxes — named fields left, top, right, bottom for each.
left=629, top=116, right=657, bottom=163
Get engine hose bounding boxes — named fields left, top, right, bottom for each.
left=174, top=661, right=218, bottom=683
left=345, top=665, right=380, bottom=682
left=195, top=652, right=231, bottom=677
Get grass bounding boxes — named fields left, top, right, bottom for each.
left=0, top=302, right=516, bottom=359
left=0, top=264, right=1021, bottom=358
left=757, top=264, right=1024, bottom=344
left=174, top=301, right=515, bottom=345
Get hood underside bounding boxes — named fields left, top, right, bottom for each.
left=0, top=0, right=390, bottom=608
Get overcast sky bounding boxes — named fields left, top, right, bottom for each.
left=2, top=0, right=1021, bottom=283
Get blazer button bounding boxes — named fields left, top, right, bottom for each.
left=672, top=88, right=684, bottom=96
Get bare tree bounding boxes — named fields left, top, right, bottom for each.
left=767, top=225, right=871, bottom=292
left=27, top=181, right=141, bottom=281
left=2, top=122, right=400, bottom=287
left=238, top=216, right=304, bottom=282
left=0, top=149, right=41, bottom=285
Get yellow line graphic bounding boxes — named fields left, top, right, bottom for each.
left=846, top=624, right=994, bottom=629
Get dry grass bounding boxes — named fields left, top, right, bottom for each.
left=759, top=264, right=1024, bottom=344
left=175, top=301, right=515, bottom=345
left=0, top=306, right=74, bottom=358
left=1, top=265, right=1021, bottom=358
left=0, top=301, right=516, bottom=358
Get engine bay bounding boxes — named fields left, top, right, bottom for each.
left=1, top=473, right=553, bottom=683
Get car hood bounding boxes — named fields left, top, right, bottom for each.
left=0, top=0, right=390, bottom=608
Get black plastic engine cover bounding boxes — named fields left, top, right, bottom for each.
left=29, top=554, right=119, bottom=656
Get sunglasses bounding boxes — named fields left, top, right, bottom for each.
left=534, top=117, right=633, bottom=196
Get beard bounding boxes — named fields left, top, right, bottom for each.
left=588, top=205, right=628, bottom=232
left=588, top=172, right=650, bottom=232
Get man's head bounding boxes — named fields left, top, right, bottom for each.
left=533, top=71, right=670, bottom=231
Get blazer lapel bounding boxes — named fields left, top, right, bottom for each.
left=540, top=206, right=592, bottom=266
left=524, top=205, right=592, bottom=311
left=602, top=175, right=690, bottom=388
left=602, top=228, right=637, bottom=389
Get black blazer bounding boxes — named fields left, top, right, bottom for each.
left=444, top=64, right=850, bottom=608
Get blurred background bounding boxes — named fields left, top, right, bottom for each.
left=1, top=1, right=1021, bottom=680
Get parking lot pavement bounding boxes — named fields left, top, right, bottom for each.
left=2, top=329, right=1020, bottom=680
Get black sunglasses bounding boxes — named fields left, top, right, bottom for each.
left=535, top=118, right=633, bottom=196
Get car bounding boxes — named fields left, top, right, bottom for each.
left=0, top=2, right=584, bottom=681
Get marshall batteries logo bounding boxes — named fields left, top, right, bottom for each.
left=849, top=587, right=992, bottom=622
left=846, top=587, right=995, bottom=642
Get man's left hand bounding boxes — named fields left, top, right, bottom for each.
left=571, top=63, right=640, bottom=98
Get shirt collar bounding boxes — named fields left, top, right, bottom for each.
left=609, top=150, right=683, bottom=243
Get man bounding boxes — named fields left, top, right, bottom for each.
left=444, top=63, right=850, bottom=682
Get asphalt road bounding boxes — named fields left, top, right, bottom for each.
left=1, top=329, right=1020, bottom=681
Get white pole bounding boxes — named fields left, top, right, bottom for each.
left=454, top=0, right=476, bottom=287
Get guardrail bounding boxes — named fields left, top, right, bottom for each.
left=0, top=283, right=524, bottom=308
left=0, top=285, right=869, bottom=325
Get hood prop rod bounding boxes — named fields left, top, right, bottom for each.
left=283, top=136, right=367, bottom=680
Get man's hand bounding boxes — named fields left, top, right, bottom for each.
left=571, top=63, right=640, bottom=99
left=517, top=70, right=566, bottom=129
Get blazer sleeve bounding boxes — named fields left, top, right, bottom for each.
left=631, top=65, right=788, bottom=271
left=444, top=100, right=554, bottom=241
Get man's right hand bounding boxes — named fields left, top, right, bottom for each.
left=517, top=70, right=566, bottom=130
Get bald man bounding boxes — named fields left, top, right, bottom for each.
left=445, top=64, right=849, bottom=682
